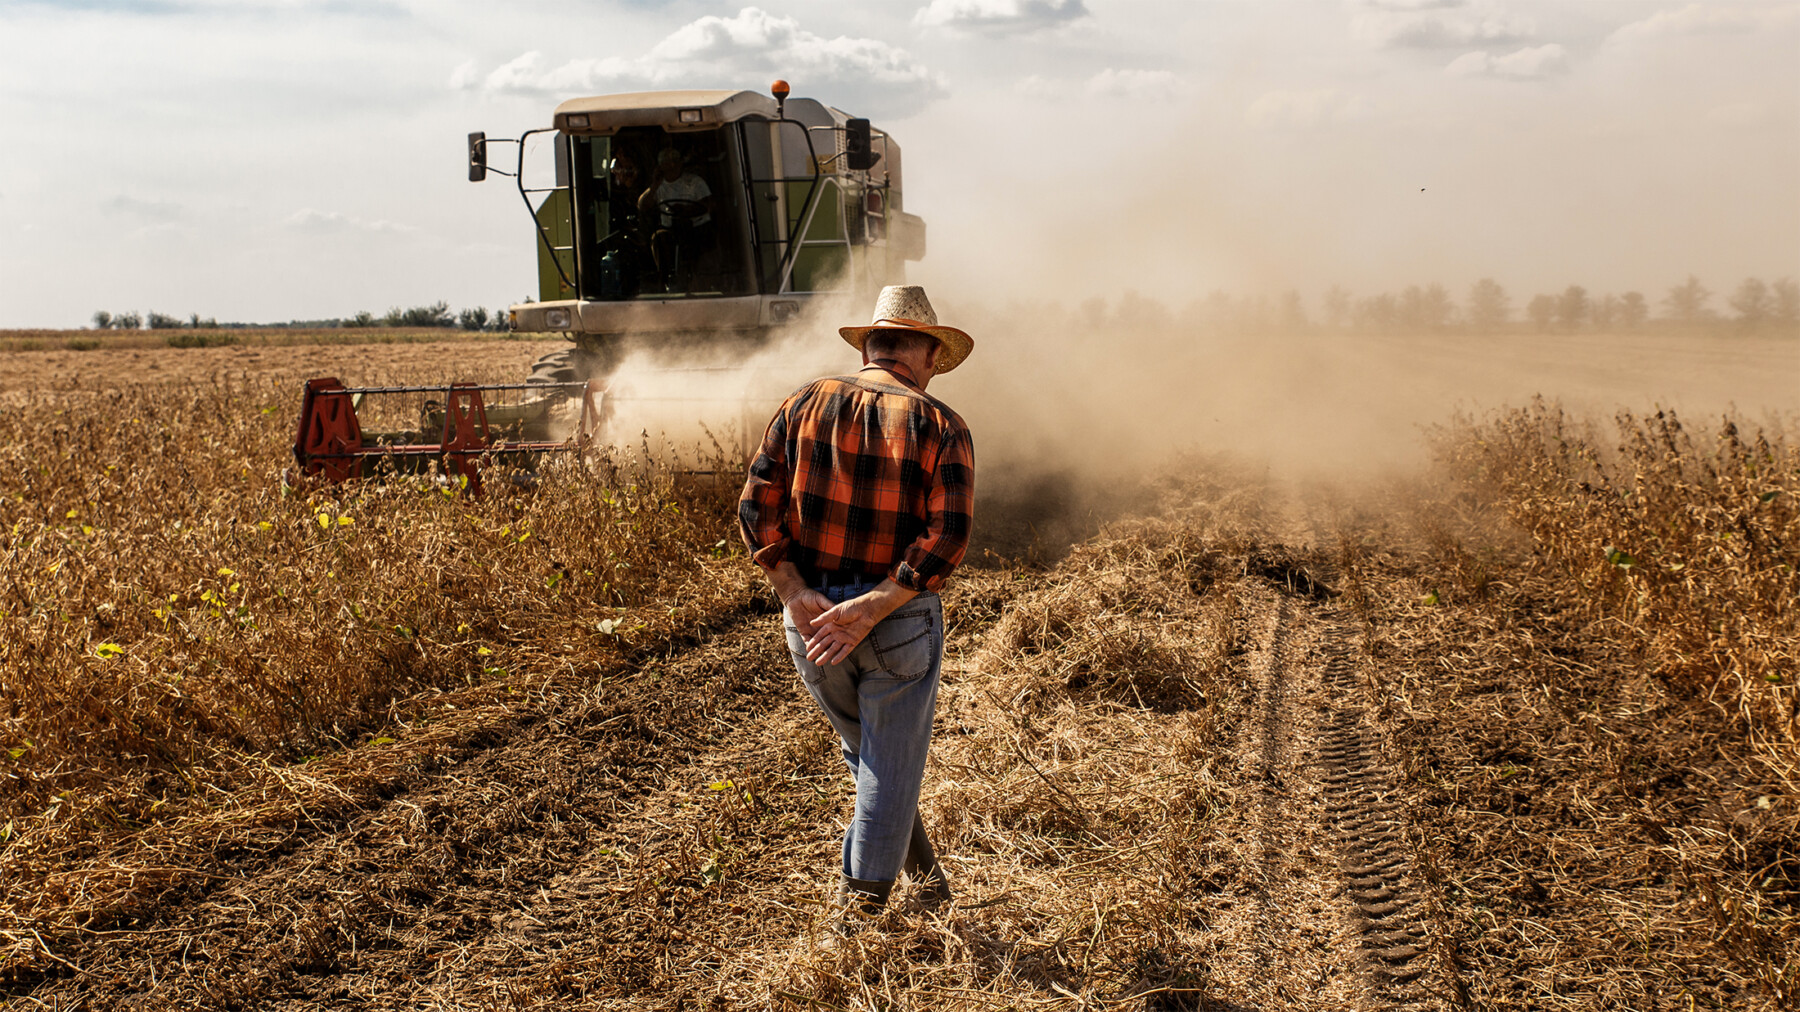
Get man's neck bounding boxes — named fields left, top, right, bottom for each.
left=866, top=359, right=920, bottom=386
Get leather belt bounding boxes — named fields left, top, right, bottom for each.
left=805, top=569, right=885, bottom=602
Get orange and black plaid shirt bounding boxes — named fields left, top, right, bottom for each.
left=739, top=364, right=975, bottom=593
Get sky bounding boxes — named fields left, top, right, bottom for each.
left=0, top=0, right=1796, bottom=327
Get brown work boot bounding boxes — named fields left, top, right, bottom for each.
left=822, top=875, right=893, bottom=945
left=839, top=875, right=895, bottom=915
left=903, top=811, right=953, bottom=909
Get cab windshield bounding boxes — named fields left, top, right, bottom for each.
left=571, top=127, right=754, bottom=299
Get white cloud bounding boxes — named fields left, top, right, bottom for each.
left=1013, top=68, right=1182, bottom=103
left=476, top=51, right=634, bottom=95
left=1608, top=3, right=1800, bottom=45
left=914, top=0, right=1089, bottom=34
left=1085, top=68, right=1181, bottom=102
left=447, top=58, right=479, bottom=91
left=1445, top=43, right=1568, bottom=80
left=1244, top=88, right=1373, bottom=130
left=462, top=8, right=944, bottom=116
left=284, top=209, right=416, bottom=234
left=100, top=195, right=183, bottom=221
left=1352, top=0, right=1533, bottom=49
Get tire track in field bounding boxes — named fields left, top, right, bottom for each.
left=1204, top=584, right=1370, bottom=1010
left=1314, top=625, right=1436, bottom=1009
left=1295, top=488, right=1444, bottom=1011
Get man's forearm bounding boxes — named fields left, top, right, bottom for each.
left=852, top=579, right=918, bottom=627
left=768, top=562, right=915, bottom=619
left=766, top=561, right=813, bottom=606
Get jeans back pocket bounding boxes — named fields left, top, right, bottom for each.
left=868, top=603, right=940, bottom=681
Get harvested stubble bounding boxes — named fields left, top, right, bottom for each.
left=742, top=471, right=1269, bottom=1010
left=0, top=328, right=549, bottom=355
left=9, top=371, right=1797, bottom=1009
left=0, top=375, right=758, bottom=972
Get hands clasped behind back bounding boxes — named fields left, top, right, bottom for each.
left=786, top=583, right=918, bottom=667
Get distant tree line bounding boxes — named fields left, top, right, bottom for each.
left=91, top=311, right=221, bottom=330
left=89, top=302, right=512, bottom=332
left=339, top=302, right=510, bottom=332
left=87, top=277, right=1797, bottom=337
left=1314, top=275, right=1796, bottom=335
left=1085, top=274, right=1798, bottom=337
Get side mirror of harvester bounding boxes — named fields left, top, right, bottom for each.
left=845, top=118, right=879, bottom=171
left=468, top=132, right=487, bottom=182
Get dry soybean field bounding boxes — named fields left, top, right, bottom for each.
left=1, top=334, right=1797, bottom=1010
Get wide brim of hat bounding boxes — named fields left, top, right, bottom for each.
left=839, top=322, right=974, bottom=373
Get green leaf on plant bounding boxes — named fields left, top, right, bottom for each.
left=369, top=736, right=396, bottom=746
left=1603, top=546, right=1637, bottom=570
left=1420, top=590, right=1439, bottom=606
left=1759, top=490, right=1780, bottom=503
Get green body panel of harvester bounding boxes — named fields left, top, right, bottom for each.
left=484, top=86, right=925, bottom=378
left=293, top=85, right=931, bottom=496
left=536, top=189, right=576, bottom=303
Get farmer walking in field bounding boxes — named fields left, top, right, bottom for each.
left=739, top=285, right=975, bottom=926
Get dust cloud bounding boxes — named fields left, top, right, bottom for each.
left=582, top=291, right=869, bottom=463
left=984, top=308, right=1799, bottom=556
left=593, top=286, right=1797, bottom=561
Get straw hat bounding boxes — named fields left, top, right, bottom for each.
left=839, top=286, right=973, bottom=373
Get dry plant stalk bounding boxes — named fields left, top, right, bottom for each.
left=747, top=470, right=1269, bottom=1009
left=0, top=375, right=757, bottom=950
left=1364, top=404, right=1800, bottom=1008
left=1430, top=400, right=1800, bottom=742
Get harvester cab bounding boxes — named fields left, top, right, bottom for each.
left=293, top=82, right=926, bottom=494
left=468, top=81, right=926, bottom=386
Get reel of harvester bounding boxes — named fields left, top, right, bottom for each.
left=292, top=377, right=607, bottom=496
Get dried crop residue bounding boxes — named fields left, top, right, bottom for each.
left=3, top=332, right=1796, bottom=1008
left=8, top=453, right=1382, bottom=1008
left=0, top=335, right=564, bottom=394
left=1319, top=415, right=1799, bottom=1009
left=1194, top=589, right=1382, bottom=1010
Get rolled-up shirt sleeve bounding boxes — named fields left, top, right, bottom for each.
left=890, top=420, right=974, bottom=593
left=738, top=405, right=792, bottom=571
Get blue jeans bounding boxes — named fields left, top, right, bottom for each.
left=785, top=593, right=943, bottom=883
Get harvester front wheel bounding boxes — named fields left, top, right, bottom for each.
left=527, top=347, right=585, bottom=387
left=526, top=347, right=615, bottom=400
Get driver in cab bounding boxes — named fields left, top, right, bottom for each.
left=641, top=146, right=716, bottom=289
left=605, top=151, right=646, bottom=233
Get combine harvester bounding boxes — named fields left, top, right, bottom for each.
left=293, top=80, right=927, bottom=492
